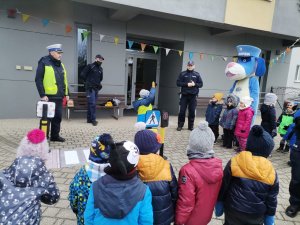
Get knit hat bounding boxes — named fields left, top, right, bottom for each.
left=264, top=93, right=277, bottom=106
left=187, top=121, right=215, bottom=159
left=240, top=96, right=253, bottom=108
left=89, top=133, right=113, bottom=164
left=104, top=141, right=140, bottom=180
left=16, top=129, right=49, bottom=161
left=134, top=128, right=162, bottom=154
left=139, top=89, right=150, bottom=98
left=246, top=125, right=274, bottom=158
left=213, top=93, right=224, bottom=102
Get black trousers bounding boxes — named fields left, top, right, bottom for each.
left=178, top=94, right=197, bottom=128
left=49, top=98, right=63, bottom=139
left=223, top=128, right=234, bottom=148
left=289, top=150, right=300, bottom=206
left=224, top=208, right=264, bottom=225
left=209, top=124, right=219, bottom=142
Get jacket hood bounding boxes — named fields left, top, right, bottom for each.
left=189, top=158, right=223, bottom=184
left=226, top=94, right=239, bottom=108
left=3, top=156, right=49, bottom=188
left=93, top=175, right=146, bottom=219
left=137, top=154, right=172, bottom=182
left=231, top=151, right=275, bottom=185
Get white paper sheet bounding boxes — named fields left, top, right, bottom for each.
left=64, top=151, right=79, bottom=165
left=83, top=149, right=90, bottom=161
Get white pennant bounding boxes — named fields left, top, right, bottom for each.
left=99, top=34, right=105, bottom=42
left=165, top=48, right=171, bottom=56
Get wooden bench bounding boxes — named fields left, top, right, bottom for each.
left=67, top=92, right=126, bottom=120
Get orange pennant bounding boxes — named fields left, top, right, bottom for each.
left=286, top=47, right=291, bottom=53
left=65, top=24, right=72, bottom=33
left=141, top=43, right=147, bottom=52
left=200, top=53, right=204, bottom=60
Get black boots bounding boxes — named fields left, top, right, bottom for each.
left=276, top=142, right=284, bottom=152
left=285, top=205, right=300, bottom=218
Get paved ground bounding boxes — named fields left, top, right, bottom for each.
left=0, top=114, right=299, bottom=225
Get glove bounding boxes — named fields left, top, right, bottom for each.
left=284, top=125, right=289, bottom=130
left=214, top=201, right=224, bottom=217
left=264, top=215, right=274, bottom=225
left=241, top=130, right=245, bottom=133
left=152, top=81, right=156, bottom=88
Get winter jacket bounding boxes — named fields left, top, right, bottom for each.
left=0, top=156, right=60, bottom=225
left=284, top=123, right=296, bottom=147
left=277, top=111, right=294, bottom=135
left=68, top=162, right=109, bottom=225
left=84, top=175, right=153, bottom=225
left=132, top=88, right=156, bottom=122
left=234, top=107, right=254, bottom=138
left=80, top=62, right=103, bottom=91
left=218, top=151, right=279, bottom=219
left=35, top=55, right=68, bottom=99
left=205, top=101, right=223, bottom=126
left=137, top=154, right=178, bottom=225
left=176, top=158, right=223, bottom=225
left=260, top=104, right=277, bottom=134
left=176, top=70, right=203, bottom=95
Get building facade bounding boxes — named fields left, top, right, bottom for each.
left=0, top=0, right=300, bottom=118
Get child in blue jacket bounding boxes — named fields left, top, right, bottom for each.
left=69, top=133, right=113, bottom=225
left=205, top=92, right=224, bottom=142
left=84, top=141, right=153, bottom=225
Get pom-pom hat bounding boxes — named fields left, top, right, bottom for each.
left=89, top=133, right=113, bottom=164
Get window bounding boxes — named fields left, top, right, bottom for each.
left=295, top=65, right=300, bottom=82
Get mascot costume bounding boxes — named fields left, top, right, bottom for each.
left=225, top=45, right=266, bottom=121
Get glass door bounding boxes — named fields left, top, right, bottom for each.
left=126, top=52, right=160, bottom=108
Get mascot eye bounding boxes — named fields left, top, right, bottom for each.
left=243, top=59, right=246, bottom=62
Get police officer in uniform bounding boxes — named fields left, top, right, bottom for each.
left=80, top=54, right=104, bottom=126
left=35, top=44, right=69, bottom=142
left=176, top=61, right=203, bottom=131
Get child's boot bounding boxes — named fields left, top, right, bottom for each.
left=276, top=141, right=284, bottom=152
left=281, top=144, right=290, bottom=153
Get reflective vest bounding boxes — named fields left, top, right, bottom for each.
left=278, top=115, right=294, bottom=135
left=137, top=98, right=152, bottom=122
left=43, top=63, right=68, bottom=95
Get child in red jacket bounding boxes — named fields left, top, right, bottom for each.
left=176, top=121, right=223, bottom=225
left=234, top=96, right=254, bottom=152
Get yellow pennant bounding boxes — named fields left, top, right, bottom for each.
left=178, top=50, right=183, bottom=56
left=22, top=14, right=30, bottom=23
left=114, top=36, right=119, bottom=45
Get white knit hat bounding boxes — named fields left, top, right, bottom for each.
left=264, top=93, right=277, bottom=106
left=187, top=121, right=215, bottom=159
left=16, top=129, right=49, bottom=161
left=139, top=89, right=150, bottom=98
left=240, top=96, right=253, bottom=108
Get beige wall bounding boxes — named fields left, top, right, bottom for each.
left=225, top=0, right=275, bottom=31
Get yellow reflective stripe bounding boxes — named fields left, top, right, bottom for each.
left=43, top=66, right=57, bottom=95
left=61, top=63, right=68, bottom=95
left=137, top=99, right=153, bottom=115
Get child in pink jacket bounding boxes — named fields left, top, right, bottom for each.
left=234, top=96, right=254, bottom=152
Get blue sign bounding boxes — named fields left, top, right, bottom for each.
left=145, top=110, right=160, bottom=128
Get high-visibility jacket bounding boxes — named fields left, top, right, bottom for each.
left=43, top=63, right=68, bottom=96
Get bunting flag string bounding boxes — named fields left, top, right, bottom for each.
left=1, top=8, right=299, bottom=64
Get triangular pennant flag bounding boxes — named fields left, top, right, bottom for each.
left=42, top=18, right=49, bottom=27
left=65, top=24, right=72, bottom=33
left=7, top=9, right=17, bottom=18
left=22, top=14, right=30, bottom=23
left=211, top=56, right=214, bottom=62
left=189, top=52, right=193, bottom=60
left=286, top=47, right=291, bottom=53
left=141, top=43, right=147, bottom=52
left=153, top=46, right=159, bottom=54
left=165, top=48, right=171, bottom=56
left=232, top=57, right=237, bottom=62
left=200, top=53, right=204, bottom=60
left=273, top=59, right=276, bottom=64
left=178, top=50, right=183, bottom=56
left=114, top=36, right=119, bottom=45
left=222, top=57, right=228, bottom=61
left=83, top=31, right=90, bottom=40
left=100, top=34, right=105, bottom=42
left=281, top=52, right=286, bottom=63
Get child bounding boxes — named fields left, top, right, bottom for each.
left=176, top=121, right=223, bottom=225
left=260, top=93, right=278, bottom=138
left=234, top=96, right=254, bottom=151
left=84, top=141, right=153, bottom=225
left=220, top=94, right=239, bottom=149
left=277, top=101, right=295, bottom=152
left=285, top=110, right=300, bottom=218
left=133, top=81, right=156, bottom=122
left=216, top=125, right=279, bottom=225
left=205, top=92, right=224, bottom=142
left=0, top=155, right=60, bottom=224
left=134, top=126, right=178, bottom=225
left=16, top=128, right=50, bottom=161
left=69, top=133, right=113, bottom=225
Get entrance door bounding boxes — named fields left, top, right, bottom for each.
left=126, top=52, right=160, bottom=107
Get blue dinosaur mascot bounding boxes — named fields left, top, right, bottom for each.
left=225, top=45, right=266, bottom=118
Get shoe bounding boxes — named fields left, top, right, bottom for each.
left=177, top=127, right=182, bottom=131
left=188, top=127, right=193, bottom=131
left=87, top=120, right=92, bottom=123
left=92, top=121, right=98, bottom=126
left=281, top=145, right=290, bottom=153
left=285, top=205, right=300, bottom=218
left=50, top=136, right=65, bottom=142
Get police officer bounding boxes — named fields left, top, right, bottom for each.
left=80, top=54, right=104, bottom=126
left=35, top=44, right=69, bottom=142
left=176, top=61, right=203, bottom=131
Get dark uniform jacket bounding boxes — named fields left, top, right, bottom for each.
left=176, top=70, right=203, bottom=95
left=80, top=62, right=103, bottom=91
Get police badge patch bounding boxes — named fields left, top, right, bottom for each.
left=181, top=176, right=187, bottom=184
